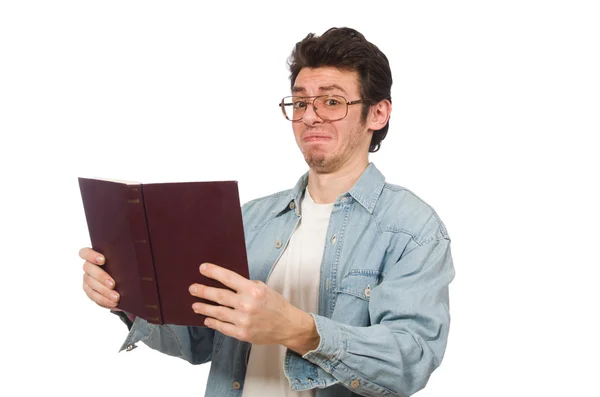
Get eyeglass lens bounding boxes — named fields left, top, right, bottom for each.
left=282, top=95, right=348, bottom=121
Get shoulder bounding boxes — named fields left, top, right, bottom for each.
left=374, top=182, right=450, bottom=244
left=241, top=188, right=293, bottom=228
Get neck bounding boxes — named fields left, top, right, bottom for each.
left=307, top=156, right=369, bottom=204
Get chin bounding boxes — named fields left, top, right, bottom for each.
left=304, top=148, right=326, bottom=164
left=304, top=153, right=340, bottom=172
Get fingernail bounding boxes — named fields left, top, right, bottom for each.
left=200, top=263, right=207, bottom=272
left=189, top=285, right=197, bottom=294
left=110, top=292, right=119, bottom=301
left=105, top=279, right=114, bottom=288
left=97, top=255, right=105, bottom=264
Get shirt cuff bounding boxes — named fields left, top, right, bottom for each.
left=301, top=313, right=344, bottom=371
left=117, top=316, right=153, bottom=353
left=110, top=310, right=134, bottom=330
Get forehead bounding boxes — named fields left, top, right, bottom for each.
left=293, top=67, right=360, bottom=95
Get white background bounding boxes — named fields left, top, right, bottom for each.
left=1, top=1, right=599, bottom=396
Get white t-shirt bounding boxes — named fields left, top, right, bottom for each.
left=241, top=188, right=334, bottom=397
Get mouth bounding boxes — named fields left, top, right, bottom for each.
left=303, top=134, right=332, bottom=142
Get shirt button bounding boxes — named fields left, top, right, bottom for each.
left=331, top=235, right=337, bottom=244
left=289, top=201, right=295, bottom=210
left=232, top=381, right=241, bottom=390
left=364, top=286, right=372, bottom=297
left=350, top=379, right=360, bottom=388
left=125, top=344, right=136, bottom=351
left=275, top=240, right=282, bottom=248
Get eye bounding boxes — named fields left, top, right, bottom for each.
left=292, top=100, right=308, bottom=109
left=324, top=98, right=341, bottom=106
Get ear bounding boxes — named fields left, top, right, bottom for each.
left=366, top=99, right=392, bottom=131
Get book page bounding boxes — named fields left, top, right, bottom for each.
left=89, top=177, right=141, bottom=185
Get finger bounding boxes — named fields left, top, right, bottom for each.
left=205, top=318, right=248, bottom=342
left=192, top=302, right=236, bottom=323
left=199, top=262, right=251, bottom=292
left=79, top=247, right=106, bottom=265
left=83, top=280, right=118, bottom=309
left=189, top=284, right=238, bottom=308
left=83, top=260, right=115, bottom=289
left=84, top=273, right=120, bottom=304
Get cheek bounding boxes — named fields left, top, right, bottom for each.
left=292, top=125, right=303, bottom=145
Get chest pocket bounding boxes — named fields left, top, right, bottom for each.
left=333, top=269, right=383, bottom=326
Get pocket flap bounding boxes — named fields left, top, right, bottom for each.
left=336, top=270, right=382, bottom=301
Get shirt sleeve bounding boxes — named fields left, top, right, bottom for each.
left=113, top=313, right=215, bottom=365
left=111, top=310, right=135, bottom=330
left=302, top=237, right=455, bottom=397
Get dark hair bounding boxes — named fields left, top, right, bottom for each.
left=287, top=27, right=392, bottom=152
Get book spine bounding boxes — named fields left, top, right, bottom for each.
left=125, top=185, right=163, bottom=325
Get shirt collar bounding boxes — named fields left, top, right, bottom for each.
left=280, top=162, right=386, bottom=215
left=347, top=162, right=386, bottom=213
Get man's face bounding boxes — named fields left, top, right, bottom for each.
left=291, top=67, right=372, bottom=173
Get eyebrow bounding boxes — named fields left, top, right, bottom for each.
left=292, top=84, right=349, bottom=95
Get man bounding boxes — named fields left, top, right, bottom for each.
left=80, top=27, right=455, bottom=397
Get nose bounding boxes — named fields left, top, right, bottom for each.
left=302, top=101, right=323, bottom=126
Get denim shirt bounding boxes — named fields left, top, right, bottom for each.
left=119, top=163, right=455, bottom=397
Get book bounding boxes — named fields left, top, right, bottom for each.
left=78, top=177, right=249, bottom=326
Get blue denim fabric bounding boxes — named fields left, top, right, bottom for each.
left=119, top=163, right=455, bottom=397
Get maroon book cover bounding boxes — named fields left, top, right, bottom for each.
left=78, top=177, right=249, bottom=326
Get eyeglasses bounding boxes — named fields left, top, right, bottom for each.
left=279, top=95, right=366, bottom=122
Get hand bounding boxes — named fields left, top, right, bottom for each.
left=189, top=263, right=319, bottom=354
left=80, top=247, right=120, bottom=310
